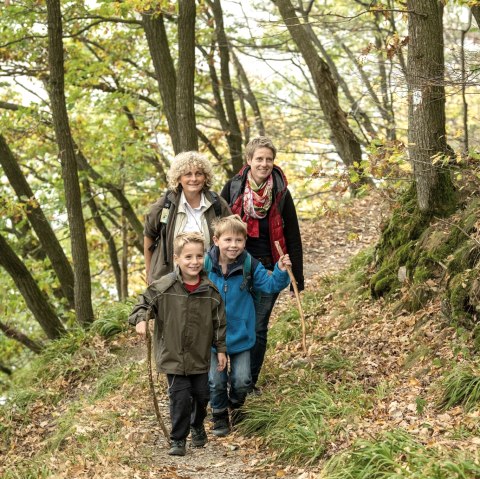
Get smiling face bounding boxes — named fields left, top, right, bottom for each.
left=178, top=168, right=206, bottom=197
left=174, top=242, right=204, bottom=283
left=246, top=147, right=274, bottom=185
left=214, top=230, right=246, bottom=265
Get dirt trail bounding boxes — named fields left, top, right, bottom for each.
left=127, top=192, right=388, bottom=479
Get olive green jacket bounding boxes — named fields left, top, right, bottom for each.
left=128, top=269, right=227, bottom=375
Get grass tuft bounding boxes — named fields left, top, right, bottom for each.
left=323, top=429, right=480, bottom=479
left=439, top=362, right=480, bottom=411
left=241, top=379, right=366, bottom=464
left=91, top=301, right=133, bottom=338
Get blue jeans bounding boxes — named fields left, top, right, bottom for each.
left=209, top=351, right=252, bottom=413
left=250, top=291, right=279, bottom=386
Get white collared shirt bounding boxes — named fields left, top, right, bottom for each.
left=182, top=191, right=207, bottom=232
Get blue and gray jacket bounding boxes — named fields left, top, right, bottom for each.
left=206, top=245, right=290, bottom=354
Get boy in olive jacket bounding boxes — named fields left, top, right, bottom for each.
left=129, top=232, right=227, bottom=456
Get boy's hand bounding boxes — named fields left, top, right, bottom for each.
left=217, top=352, right=227, bottom=371
left=135, top=321, right=147, bottom=337
left=278, top=254, right=292, bottom=271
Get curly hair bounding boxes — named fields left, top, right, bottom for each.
left=167, top=151, right=214, bottom=192
left=244, top=136, right=277, bottom=162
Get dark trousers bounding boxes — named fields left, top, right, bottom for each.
left=250, top=290, right=279, bottom=386
left=166, top=373, right=209, bottom=441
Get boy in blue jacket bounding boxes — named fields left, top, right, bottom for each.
left=206, top=215, right=291, bottom=436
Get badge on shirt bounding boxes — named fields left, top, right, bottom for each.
left=160, top=207, right=170, bottom=224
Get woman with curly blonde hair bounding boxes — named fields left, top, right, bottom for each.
left=144, top=151, right=231, bottom=283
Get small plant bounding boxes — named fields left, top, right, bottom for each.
left=315, top=348, right=353, bottom=373
left=241, top=380, right=366, bottom=464
left=439, top=362, right=480, bottom=411
left=91, top=301, right=133, bottom=338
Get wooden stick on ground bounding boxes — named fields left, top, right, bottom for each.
left=274, top=241, right=307, bottom=354
left=145, top=307, right=170, bottom=445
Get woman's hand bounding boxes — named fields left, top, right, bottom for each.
left=217, top=352, right=227, bottom=371
left=278, top=254, right=292, bottom=271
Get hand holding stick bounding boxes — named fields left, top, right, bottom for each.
left=275, top=241, right=307, bottom=354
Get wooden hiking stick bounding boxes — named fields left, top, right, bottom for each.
left=275, top=241, right=307, bottom=354
left=145, top=307, right=170, bottom=445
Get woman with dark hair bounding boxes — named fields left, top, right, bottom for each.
left=144, top=151, right=231, bottom=284
left=221, top=137, right=304, bottom=392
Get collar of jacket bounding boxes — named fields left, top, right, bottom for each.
left=208, top=245, right=248, bottom=277
left=174, top=266, right=212, bottom=293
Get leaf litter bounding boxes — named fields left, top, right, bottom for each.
left=4, top=190, right=479, bottom=477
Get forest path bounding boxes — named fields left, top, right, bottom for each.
left=123, top=191, right=389, bottom=479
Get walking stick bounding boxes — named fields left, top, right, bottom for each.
left=274, top=241, right=307, bottom=354
left=144, top=306, right=170, bottom=445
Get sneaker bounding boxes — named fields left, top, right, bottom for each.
left=190, top=424, right=208, bottom=447
left=168, top=439, right=186, bottom=456
left=212, top=413, right=230, bottom=437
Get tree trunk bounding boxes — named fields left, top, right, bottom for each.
left=274, top=0, right=371, bottom=190
left=83, top=178, right=123, bottom=300
left=471, top=6, right=480, bottom=28
left=142, top=10, right=180, bottom=154
left=0, top=320, right=44, bottom=354
left=121, top=209, right=129, bottom=300
left=407, top=0, right=455, bottom=215
left=46, top=0, right=94, bottom=326
left=75, top=147, right=144, bottom=249
left=0, top=134, right=75, bottom=309
left=0, top=234, right=66, bottom=339
left=231, top=50, right=265, bottom=139
left=208, top=0, right=243, bottom=172
left=177, top=0, right=198, bottom=151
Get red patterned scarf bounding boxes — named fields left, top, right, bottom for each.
left=242, top=172, right=273, bottom=237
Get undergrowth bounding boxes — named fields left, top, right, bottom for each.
left=323, top=429, right=480, bottom=479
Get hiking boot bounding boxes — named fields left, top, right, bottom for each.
left=190, top=424, right=208, bottom=447
left=212, top=412, right=230, bottom=437
left=168, top=439, right=186, bottom=456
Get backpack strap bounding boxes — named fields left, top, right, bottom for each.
left=160, top=191, right=173, bottom=266
left=210, top=191, right=222, bottom=217
left=240, top=252, right=253, bottom=293
left=204, top=254, right=213, bottom=274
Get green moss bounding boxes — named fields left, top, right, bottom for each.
left=413, top=266, right=431, bottom=284
left=446, top=270, right=477, bottom=323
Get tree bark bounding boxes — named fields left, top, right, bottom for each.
left=46, top=0, right=94, bottom=326
left=177, top=0, right=198, bottom=151
left=0, top=234, right=66, bottom=339
left=0, top=134, right=75, bottom=308
left=142, top=10, right=180, bottom=154
left=208, top=0, right=243, bottom=172
left=471, top=6, right=480, bottom=28
left=83, top=178, right=123, bottom=300
left=0, top=320, right=44, bottom=354
left=407, top=0, right=455, bottom=215
left=274, top=0, right=371, bottom=190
